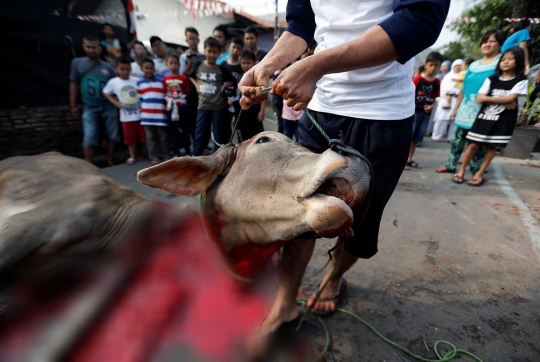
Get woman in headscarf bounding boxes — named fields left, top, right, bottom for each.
left=432, top=59, right=463, bottom=142
left=425, top=59, right=452, bottom=136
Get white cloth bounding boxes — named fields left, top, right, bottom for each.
left=130, top=62, right=144, bottom=79
left=165, top=96, right=180, bottom=121
left=432, top=60, right=463, bottom=140
left=307, top=0, right=414, bottom=120
left=478, top=77, right=528, bottom=96
left=102, top=77, right=141, bottom=122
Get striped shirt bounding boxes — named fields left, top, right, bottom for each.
left=137, top=76, right=167, bottom=126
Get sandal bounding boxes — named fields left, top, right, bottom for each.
left=468, top=178, right=485, bottom=187
left=436, top=166, right=453, bottom=173
left=308, top=278, right=348, bottom=317
left=126, top=157, right=136, bottom=165
left=452, top=174, right=464, bottom=184
left=407, top=161, right=421, bottom=169
left=151, top=158, right=160, bottom=164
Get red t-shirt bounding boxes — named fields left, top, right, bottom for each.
left=413, top=74, right=440, bottom=111
left=162, top=74, right=190, bottom=106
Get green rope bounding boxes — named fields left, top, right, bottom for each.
left=304, top=108, right=332, bottom=142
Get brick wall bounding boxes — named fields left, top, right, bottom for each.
left=0, top=106, right=127, bottom=165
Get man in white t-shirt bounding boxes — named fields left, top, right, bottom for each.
left=239, top=0, right=450, bottom=335
left=103, top=56, right=146, bottom=164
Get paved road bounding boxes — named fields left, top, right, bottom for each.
left=104, top=124, right=540, bottom=361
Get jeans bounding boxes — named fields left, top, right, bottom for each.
left=411, top=110, right=432, bottom=143
left=192, top=109, right=224, bottom=156
left=274, top=97, right=284, bottom=134
left=445, top=126, right=486, bottom=174
left=82, top=104, right=120, bottom=146
left=283, top=118, right=299, bottom=141
left=167, top=106, right=191, bottom=156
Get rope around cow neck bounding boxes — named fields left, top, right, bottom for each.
left=211, top=87, right=484, bottom=362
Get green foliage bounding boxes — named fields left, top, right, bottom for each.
left=440, top=41, right=465, bottom=60
left=450, top=0, right=540, bottom=65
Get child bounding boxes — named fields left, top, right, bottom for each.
left=222, top=37, right=245, bottom=143
left=282, top=104, right=302, bottom=141
left=163, top=53, right=191, bottom=156
left=189, top=37, right=236, bottom=156
left=405, top=52, right=443, bottom=169
left=455, top=58, right=474, bottom=90
left=136, top=58, right=170, bottom=164
left=103, top=56, right=146, bottom=164
left=236, top=50, right=265, bottom=141
left=501, top=20, right=532, bottom=75
left=100, top=23, right=123, bottom=65
left=453, top=48, right=528, bottom=186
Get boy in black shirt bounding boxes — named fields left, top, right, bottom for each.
left=406, top=52, right=443, bottom=169
left=222, top=37, right=244, bottom=143
left=236, top=50, right=265, bottom=141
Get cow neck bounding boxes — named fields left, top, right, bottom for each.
left=198, top=194, right=286, bottom=284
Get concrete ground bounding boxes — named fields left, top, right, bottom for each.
left=103, top=114, right=540, bottom=361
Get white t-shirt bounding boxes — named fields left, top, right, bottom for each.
left=478, top=77, right=528, bottom=95
left=154, top=57, right=169, bottom=77
left=308, top=0, right=415, bottom=120
left=131, top=62, right=144, bottom=79
left=102, top=77, right=141, bottom=122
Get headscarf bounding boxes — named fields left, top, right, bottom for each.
left=437, top=60, right=452, bottom=80
left=434, top=59, right=463, bottom=122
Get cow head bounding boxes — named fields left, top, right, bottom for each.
left=137, top=132, right=371, bottom=280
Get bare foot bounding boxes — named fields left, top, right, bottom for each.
left=306, top=277, right=343, bottom=314
left=259, top=302, right=300, bottom=336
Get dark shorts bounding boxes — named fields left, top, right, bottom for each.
left=297, top=110, right=413, bottom=259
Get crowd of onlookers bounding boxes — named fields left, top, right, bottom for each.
left=406, top=20, right=540, bottom=187
left=70, top=20, right=540, bottom=177
left=69, top=23, right=276, bottom=166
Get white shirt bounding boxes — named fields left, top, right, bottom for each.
left=102, top=77, right=141, bottom=122
left=131, top=62, right=144, bottom=79
left=154, top=57, right=169, bottom=77
left=308, top=0, right=415, bottom=120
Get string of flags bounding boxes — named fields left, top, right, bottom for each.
left=75, top=12, right=540, bottom=24
left=447, top=17, right=540, bottom=24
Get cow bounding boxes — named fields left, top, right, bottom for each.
left=0, top=131, right=371, bottom=359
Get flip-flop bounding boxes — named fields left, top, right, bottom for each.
left=407, top=161, right=421, bottom=169
left=468, top=178, right=485, bottom=187
left=452, top=174, right=464, bottom=184
left=436, top=166, right=453, bottom=173
left=308, top=278, right=348, bottom=317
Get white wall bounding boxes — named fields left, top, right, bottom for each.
left=134, top=0, right=233, bottom=46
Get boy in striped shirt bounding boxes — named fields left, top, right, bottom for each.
left=137, top=58, right=170, bottom=163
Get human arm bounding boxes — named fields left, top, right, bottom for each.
left=534, top=69, right=540, bottom=84
left=103, top=92, right=123, bottom=109
left=476, top=79, right=528, bottom=105
left=240, top=0, right=450, bottom=110
left=449, top=92, right=464, bottom=121
left=519, top=41, right=530, bottom=75
left=258, top=99, right=267, bottom=121
left=69, top=81, right=80, bottom=119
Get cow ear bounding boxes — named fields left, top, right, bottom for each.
left=137, top=145, right=237, bottom=196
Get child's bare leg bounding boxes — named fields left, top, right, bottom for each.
left=473, top=147, right=496, bottom=180
left=128, top=144, right=137, bottom=159
left=456, top=143, right=479, bottom=177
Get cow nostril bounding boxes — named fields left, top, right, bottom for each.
left=255, top=136, right=272, bottom=144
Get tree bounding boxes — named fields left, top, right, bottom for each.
left=450, top=0, right=540, bottom=65
left=440, top=41, right=465, bottom=60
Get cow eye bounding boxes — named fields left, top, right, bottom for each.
left=255, top=136, right=271, bottom=144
